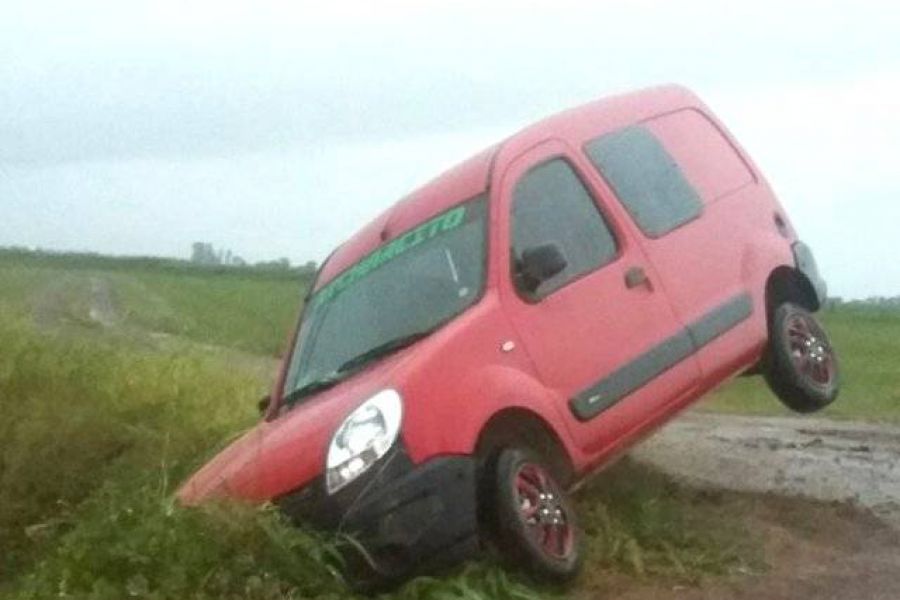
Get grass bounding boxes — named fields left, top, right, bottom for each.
left=0, top=316, right=259, bottom=573
left=0, top=263, right=552, bottom=599
left=112, top=269, right=304, bottom=355
left=576, top=459, right=761, bottom=582
left=1, top=257, right=895, bottom=599
left=0, top=257, right=307, bottom=356
left=0, top=314, right=553, bottom=599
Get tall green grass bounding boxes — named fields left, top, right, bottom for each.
left=0, top=316, right=260, bottom=576
left=0, top=260, right=305, bottom=355
left=113, top=270, right=304, bottom=355
left=577, top=460, right=760, bottom=582
left=0, top=260, right=756, bottom=598
left=0, top=315, right=546, bottom=599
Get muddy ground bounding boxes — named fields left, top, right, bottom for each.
left=584, top=411, right=900, bottom=600
left=575, top=493, right=900, bottom=600
left=636, top=412, right=900, bottom=529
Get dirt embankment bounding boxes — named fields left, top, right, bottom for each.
left=591, top=411, right=900, bottom=600
left=635, top=412, right=900, bottom=529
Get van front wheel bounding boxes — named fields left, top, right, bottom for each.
left=764, top=302, right=840, bottom=413
left=490, top=448, right=583, bottom=582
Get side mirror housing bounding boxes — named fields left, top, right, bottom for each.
left=517, top=243, right=568, bottom=294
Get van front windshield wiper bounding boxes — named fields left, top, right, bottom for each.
left=283, top=372, right=345, bottom=407
left=337, top=330, right=433, bottom=375
left=283, top=330, right=433, bottom=409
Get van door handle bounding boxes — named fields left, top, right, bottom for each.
left=624, top=266, right=650, bottom=289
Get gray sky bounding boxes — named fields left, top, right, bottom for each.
left=2, top=0, right=899, bottom=298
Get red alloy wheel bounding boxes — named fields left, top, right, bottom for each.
left=513, top=463, right=574, bottom=559
left=784, top=312, right=836, bottom=388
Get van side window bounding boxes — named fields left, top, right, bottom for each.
left=584, top=125, right=702, bottom=238
left=511, top=158, right=618, bottom=300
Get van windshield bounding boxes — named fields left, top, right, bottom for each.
left=282, top=195, right=488, bottom=405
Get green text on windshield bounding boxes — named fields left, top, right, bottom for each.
left=311, top=203, right=468, bottom=309
left=283, top=195, right=487, bottom=402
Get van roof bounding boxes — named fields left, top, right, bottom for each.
left=314, top=84, right=701, bottom=289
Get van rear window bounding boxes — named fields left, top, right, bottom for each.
left=584, top=126, right=702, bottom=238
left=644, top=109, right=754, bottom=203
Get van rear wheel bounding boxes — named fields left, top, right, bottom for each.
left=764, top=302, right=840, bottom=413
left=488, top=448, right=583, bottom=582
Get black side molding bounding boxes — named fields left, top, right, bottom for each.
left=687, top=293, right=753, bottom=348
left=570, top=292, right=752, bottom=422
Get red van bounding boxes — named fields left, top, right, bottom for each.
left=179, top=85, right=839, bottom=583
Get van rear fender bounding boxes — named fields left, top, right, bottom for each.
left=738, top=217, right=797, bottom=335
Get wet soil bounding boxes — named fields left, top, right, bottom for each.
left=575, top=411, right=900, bottom=600
left=635, top=412, right=900, bottom=529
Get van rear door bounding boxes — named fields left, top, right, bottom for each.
left=583, top=110, right=761, bottom=381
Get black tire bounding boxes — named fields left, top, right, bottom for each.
left=764, top=302, right=840, bottom=413
left=488, top=448, right=583, bottom=583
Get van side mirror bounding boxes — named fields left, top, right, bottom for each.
left=258, top=394, right=271, bottom=415
left=517, top=243, right=568, bottom=293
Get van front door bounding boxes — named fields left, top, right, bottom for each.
left=497, top=140, right=700, bottom=455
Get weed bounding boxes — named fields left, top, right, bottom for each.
left=576, top=459, right=760, bottom=583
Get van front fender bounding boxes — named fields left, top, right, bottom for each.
left=401, top=363, right=580, bottom=468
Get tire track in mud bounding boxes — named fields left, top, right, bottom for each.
left=31, top=273, right=278, bottom=380
left=87, top=276, right=119, bottom=327
left=31, top=274, right=119, bottom=329
left=634, top=412, right=900, bottom=529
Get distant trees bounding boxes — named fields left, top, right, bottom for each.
left=825, top=295, right=900, bottom=310
left=188, top=243, right=316, bottom=275
left=0, top=246, right=317, bottom=282
left=253, top=257, right=292, bottom=271
left=190, top=242, right=219, bottom=265
left=190, top=242, right=246, bottom=267
left=851, top=296, right=900, bottom=308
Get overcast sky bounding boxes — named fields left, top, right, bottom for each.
left=2, top=0, right=899, bottom=298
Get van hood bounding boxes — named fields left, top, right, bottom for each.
left=177, top=348, right=413, bottom=505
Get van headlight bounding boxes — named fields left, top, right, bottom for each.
left=325, top=389, right=403, bottom=494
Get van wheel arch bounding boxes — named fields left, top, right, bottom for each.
left=765, top=266, right=820, bottom=320
left=741, top=266, right=820, bottom=377
left=473, top=408, right=578, bottom=561
left=474, top=408, right=575, bottom=487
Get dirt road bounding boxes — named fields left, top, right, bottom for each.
left=635, top=412, right=900, bottom=529
left=582, top=411, right=900, bottom=600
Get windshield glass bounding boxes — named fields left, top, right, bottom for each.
left=282, top=195, right=488, bottom=402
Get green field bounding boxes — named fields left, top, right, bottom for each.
left=705, top=308, right=900, bottom=422
left=0, top=255, right=896, bottom=599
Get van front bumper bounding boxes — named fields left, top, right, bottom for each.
left=276, top=446, right=479, bottom=584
